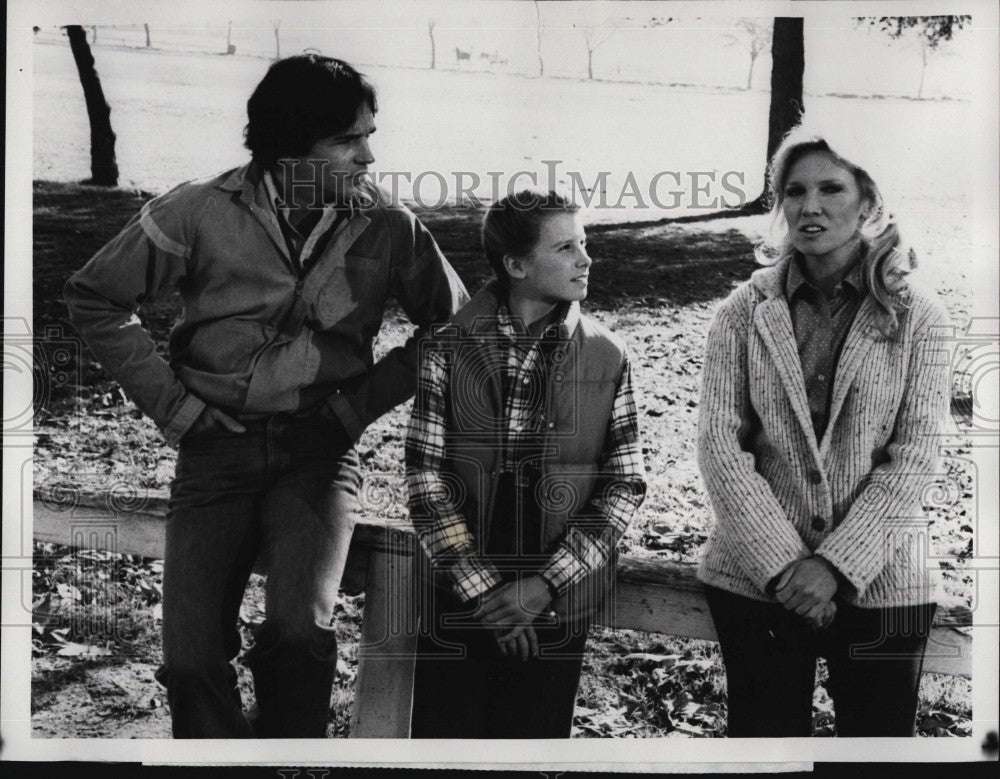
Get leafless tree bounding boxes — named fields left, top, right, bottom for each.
left=857, top=15, right=970, bottom=99
left=578, top=23, right=618, bottom=80
left=64, top=25, right=119, bottom=186
left=226, top=20, right=235, bottom=55
left=428, top=18, right=438, bottom=70
left=272, top=19, right=281, bottom=60
left=671, top=17, right=803, bottom=221
left=144, top=23, right=151, bottom=48
left=726, top=18, right=772, bottom=90
left=533, top=0, right=544, bottom=77
left=576, top=15, right=671, bottom=82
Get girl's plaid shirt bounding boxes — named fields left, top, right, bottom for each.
left=405, top=306, right=645, bottom=603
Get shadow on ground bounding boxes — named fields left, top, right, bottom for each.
left=35, top=181, right=757, bottom=326
left=33, top=181, right=756, bottom=406
left=412, top=204, right=757, bottom=310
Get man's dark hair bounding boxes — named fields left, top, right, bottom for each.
left=244, top=54, right=378, bottom=165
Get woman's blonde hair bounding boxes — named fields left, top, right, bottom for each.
left=756, top=124, right=916, bottom=339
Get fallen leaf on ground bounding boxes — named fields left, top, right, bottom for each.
left=56, top=642, right=113, bottom=657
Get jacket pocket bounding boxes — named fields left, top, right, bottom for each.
left=178, top=318, right=272, bottom=374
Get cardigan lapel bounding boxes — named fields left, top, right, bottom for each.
left=752, top=297, right=820, bottom=456
left=749, top=259, right=821, bottom=458
left=819, top=295, right=880, bottom=456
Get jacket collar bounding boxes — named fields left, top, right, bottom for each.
left=749, top=256, right=791, bottom=300
left=751, top=282, right=820, bottom=461
left=215, top=162, right=255, bottom=194
left=216, top=161, right=366, bottom=215
left=215, top=163, right=291, bottom=266
left=213, top=161, right=371, bottom=273
left=452, top=278, right=582, bottom=340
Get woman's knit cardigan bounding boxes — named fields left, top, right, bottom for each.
left=696, top=258, right=950, bottom=607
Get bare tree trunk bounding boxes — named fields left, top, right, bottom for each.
left=587, top=47, right=594, bottom=80
left=428, top=21, right=437, bottom=70
left=226, top=21, right=235, bottom=55
left=918, top=40, right=928, bottom=99
left=534, top=0, right=544, bottom=76
left=91, top=26, right=97, bottom=45
left=747, top=53, right=756, bottom=90
left=763, top=18, right=804, bottom=177
left=65, top=25, right=119, bottom=186
left=273, top=21, right=281, bottom=60
left=144, top=23, right=151, bottom=48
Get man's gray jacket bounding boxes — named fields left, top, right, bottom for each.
left=64, top=162, right=469, bottom=445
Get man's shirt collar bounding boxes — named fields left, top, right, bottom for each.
left=261, top=166, right=358, bottom=224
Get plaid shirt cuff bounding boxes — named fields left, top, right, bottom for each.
left=538, top=543, right=594, bottom=597
left=448, top=556, right=504, bottom=603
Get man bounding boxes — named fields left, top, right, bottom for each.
left=64, top=55, right=468, bottom=738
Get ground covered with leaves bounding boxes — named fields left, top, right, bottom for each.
left=30, top=181, right=974, bottom=738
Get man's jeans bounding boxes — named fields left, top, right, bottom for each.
left=155, top=413, right=360, bottom=738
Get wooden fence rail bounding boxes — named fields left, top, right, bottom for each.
left=31, top=490, right=973, bottom=738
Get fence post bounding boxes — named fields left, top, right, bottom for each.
left=349, top=525, right=419, bottom=738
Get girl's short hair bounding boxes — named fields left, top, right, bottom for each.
left=758, top=123, right=916, bottom=339
left=244, top=54, right=378, bottom=165
left=481, top=190, right=579, bottom=284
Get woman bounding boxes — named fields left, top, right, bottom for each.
left=697, top=124, right=950, bottom=737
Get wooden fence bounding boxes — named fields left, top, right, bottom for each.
left=32, top=490, right=972, bottom=738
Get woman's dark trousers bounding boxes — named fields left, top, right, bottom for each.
left=705, top=585, right=936, bottom=737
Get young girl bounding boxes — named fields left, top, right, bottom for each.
left=405, top=190, right=646, bottom=738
